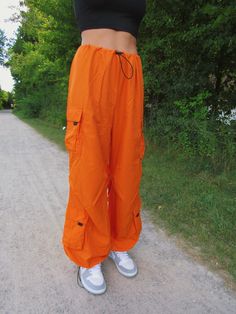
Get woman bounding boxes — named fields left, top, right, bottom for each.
left=62, top=0, right=147, bottom=295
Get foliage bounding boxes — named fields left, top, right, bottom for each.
left=0, top=88, right=14, bottom=109
left=138, top=0, right=236, bottom=171
left=7, top=0, right=236, bottom=172
left=0, top=29, right=7, bottom=65
left=8, top=0, right=80, bottom=124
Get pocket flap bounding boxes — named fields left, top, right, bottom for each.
left=62, top=214, right=89, bottom=250
left=64, top=109, right=83, bottom=152
left=66, top=108, right=83, bottom=124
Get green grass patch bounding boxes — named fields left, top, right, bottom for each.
left=141, top=134, right=236, bottom=284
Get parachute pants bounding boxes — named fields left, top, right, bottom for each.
left=61, top=44, right=146, bottom=268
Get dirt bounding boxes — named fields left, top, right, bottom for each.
left=0, top=110, right=236, bottom=314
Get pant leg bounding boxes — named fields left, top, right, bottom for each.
left=62, top=45, right=117, bottom=268
left=109, top=54, right=146, bottom=251
left=61, top=45, right=145, bottom=268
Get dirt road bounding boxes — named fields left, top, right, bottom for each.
left=0, top=110, right=236, bottom=314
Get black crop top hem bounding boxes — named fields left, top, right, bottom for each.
left=73, top=1, right=146, bottom=39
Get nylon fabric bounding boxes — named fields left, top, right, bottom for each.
left=62, top=43, right=145, bottom=268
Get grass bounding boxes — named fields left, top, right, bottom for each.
left=141, top=134, right=236, bottom=289
left=14, top=110, right=236, bottom=289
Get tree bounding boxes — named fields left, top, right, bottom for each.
left=0, top=29, right=7, bottom=65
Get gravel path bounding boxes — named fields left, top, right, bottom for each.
left=1, top=110, right=236, bottom=314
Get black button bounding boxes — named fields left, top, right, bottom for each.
left=77, top=222, right=83, bottom=226
left=73, top=121, right=78, bottom=125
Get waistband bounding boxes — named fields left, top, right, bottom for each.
left=79, top=44, right=141, bottom=80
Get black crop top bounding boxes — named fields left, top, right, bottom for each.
left=73, top=0, right=146, bottom=39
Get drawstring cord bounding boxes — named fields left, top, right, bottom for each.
left=115, top=50, right=134, bottom=79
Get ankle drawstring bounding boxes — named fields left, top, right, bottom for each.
left=115, top=50, right=134, bottom=79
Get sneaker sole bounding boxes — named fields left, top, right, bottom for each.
left=108, top=255, right=138, bottom=278
left=77, top=267, right=107, bottom=295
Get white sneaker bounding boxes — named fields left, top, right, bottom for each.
left=77, top=263, right=107, bottom=295
left=109, top=251, right=138, bottom=277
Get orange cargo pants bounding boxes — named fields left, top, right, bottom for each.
left=61, top=44, right=145, bottom=269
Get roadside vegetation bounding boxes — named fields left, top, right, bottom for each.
left=3, top=0, right=236, bottom=284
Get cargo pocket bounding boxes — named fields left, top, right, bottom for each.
left=62, top=214, right=89, bottom=250
left=132, top=195, right=142, bottom=235
left=64, top=109, right=83, bottom=153
left=133, top=207, right=142, bottom=234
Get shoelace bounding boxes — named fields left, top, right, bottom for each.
left=115, top=50, right=134, bottom=80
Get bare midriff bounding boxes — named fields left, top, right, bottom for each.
left=81, top=28, right=138, bottom=55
